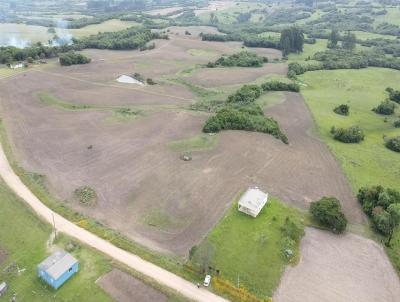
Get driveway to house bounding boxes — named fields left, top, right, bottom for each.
left=0, top=144, right=228, bottom=302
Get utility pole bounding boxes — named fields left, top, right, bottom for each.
left=52, top=213, right=57, bottom=241
left=237, top=273, right=240, bottom=288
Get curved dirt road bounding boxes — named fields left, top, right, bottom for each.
left=0, top=144, right=228, bottom=302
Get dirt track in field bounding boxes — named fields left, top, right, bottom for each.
left=97, top=269, right=168, bottom=302
left=274, top=227, right=400, bottom=302
left=0, top=30, right=364, bottom=255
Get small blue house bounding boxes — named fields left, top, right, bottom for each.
left=37, top=250, right=79, bottom=289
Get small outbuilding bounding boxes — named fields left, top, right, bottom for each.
left=238, top=187, right=269, bottom=218
left=37, top=250, right=79, bottom=289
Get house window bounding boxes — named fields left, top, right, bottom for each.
left=68, top=267, right=72, bottom=272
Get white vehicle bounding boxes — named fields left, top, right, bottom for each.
left=203, top=274, right=211, bottom=287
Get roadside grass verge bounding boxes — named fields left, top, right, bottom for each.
left=190, top=196, right=306, bottom=299
left=299, top=67, right=400, bottom=273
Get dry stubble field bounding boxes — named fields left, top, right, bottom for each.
left=0, top=28, right=363, bottom=257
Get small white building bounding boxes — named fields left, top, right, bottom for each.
left=238, top=187, right=269, bottom=218
left=10, top=63, right=24, bottom=69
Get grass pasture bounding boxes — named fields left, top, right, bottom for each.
left=0, top=180, right=113, bottom=302
left=69, top=19, right=140, bottom=38
left=299, top=67, right=400, bottom=271
left=193, top=197, right=306, bottom=298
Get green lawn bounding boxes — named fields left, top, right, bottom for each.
left=351, top=30, right=397, bottom=40
left=374, top=7, right=400, bottom=26
left=288, top=39, right=328, bottom=61
left=0, top=180, right=113, bottom=302
left=193, top=196, right=305, bottom=299
left=70, top=19, right=139, bottom=38
left=299, top=67, right=400, bottom=271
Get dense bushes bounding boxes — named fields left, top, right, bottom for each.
left=203, top=106, right=288, bottom=143
left=75, top=27, right=167, bottom=50
left=385, top=137, right=400, bottom=153
left=386, top=87, right=400, bottom=104
left=358, top=186, right=400, bottom=245
left=373, top=100, right=396, bottom=115
left=207, top=51, right=267, bottom=68
left=59, top=51, right=91, bottom=66
left=309, top=197, right=347, bottom=233
left=394, top=120, right=400, bottom=128
left=333, top=104, right=350, bottom=116
left=331, top=126, right=365, bottom=143
left=227, top=85, right=263, bottom=104
left=307, top=49, right=400, bottom=73
left=202, top=80, right=300, bottom=143
left=261, top=81, right=300, bottom=93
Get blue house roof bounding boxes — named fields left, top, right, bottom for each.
left=38, top=250, right=78, bottom=280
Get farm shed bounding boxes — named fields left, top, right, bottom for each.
left=238, top=187, right=269, bottom=218
left=37, top=250, right=79, bottom=289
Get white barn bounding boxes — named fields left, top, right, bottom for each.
left=238, top=187, right=269, bottom=218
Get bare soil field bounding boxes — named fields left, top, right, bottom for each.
left=0, top=29, right=362, bottom=255
left=186, top=63, right=288, bottom=88
left=97, top=269, right=168, bottom=302
left=0, top=68, right=363, bottom=256
left=274, top=227, right=400, bottom=302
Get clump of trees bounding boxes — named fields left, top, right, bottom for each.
left=59, top=51, right=91, bottom=66
left=358, top=186, right=400, bottom=245
left=330, top=126, right=365, bottom=143
left=227, top=85, right=262, bottom=104
left=309, top=197, right=347, bottom=234
left=203, top=106, right=288, bottom=143
left=202, top=80, right=301, bottom=144
left=394, top=119, right=400, bottom=128
left=333, top=104, right=350, bottom=116
left=75, top=27, right=167, bottom=50
left=280, top=27, right=304, bottom=56
left=261, top=81, right=300, bottom=92
left=341, top=31, right=357, bottom=51
left=373, top=100, right=396, bottom=115
left=327, top=28, right=340, bottom=49
left=386, top=87, right=400, bottom=103
left=385, top=137, right=400, bottom=153
left=207, top=51, right=267, bottom=68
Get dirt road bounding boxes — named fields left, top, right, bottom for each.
left=0, top=143, right=228, bottom=302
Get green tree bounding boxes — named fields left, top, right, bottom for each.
left=327, top=28, right=340, bottom=49
left=309, top=197, right=348, bottom=233
left=342, top=31, right=357, bottom=51
left=280, top=27, right=304, bottom=56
